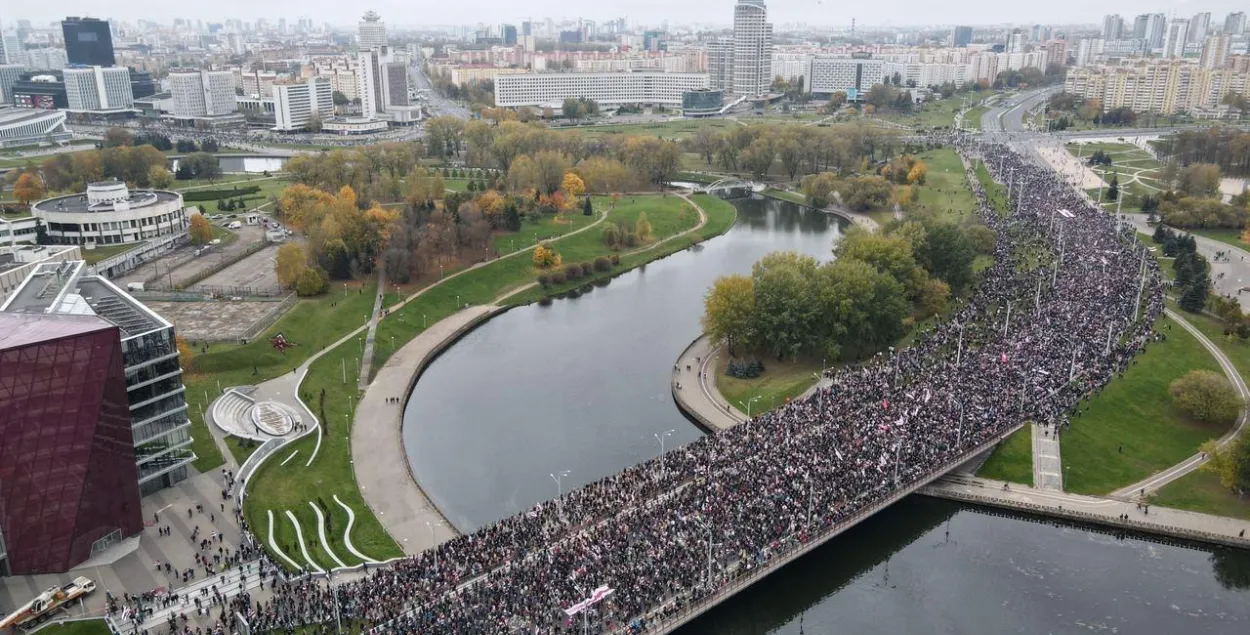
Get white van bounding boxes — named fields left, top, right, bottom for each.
left=227, top=221, right=242, bottom=230
left=126, top=282, right=145, bottom=292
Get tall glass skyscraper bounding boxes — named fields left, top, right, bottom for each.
left=61, top=17, right=115, bottom=67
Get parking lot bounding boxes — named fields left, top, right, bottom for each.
left=111, top=225, right=267, bottom=289
left=143, top=298, right=285, bottom=342
left=194, top=242, right=282, bottom=293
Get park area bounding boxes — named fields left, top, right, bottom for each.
left=1066, top=141, right=1166, bottom=212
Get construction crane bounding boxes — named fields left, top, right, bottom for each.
left=0, top=577, right=96, bottom=630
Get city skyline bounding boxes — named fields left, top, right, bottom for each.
left=6, top=1, right=1249, bottom=30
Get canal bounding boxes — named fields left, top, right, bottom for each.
left=402, top=195, right=1250, bottom=633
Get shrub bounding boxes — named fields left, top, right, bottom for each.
left=295, top=267, right=328, bottom=296
left=537, top=274, right=551, bottom=288
left=564, top=264, right=583, bottom=280
left=610, top=255, right=620, bottom=266
left=580, top=262, right=592, bottom=276
left=593, top=256, right=611, bottom=272
left=1169, top=369, right=1242, bottom=425
left=552, top=272, right=567, bottom=285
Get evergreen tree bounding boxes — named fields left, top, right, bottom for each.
left=1107, top=175, right=1119, bottom=201
left=504, top=202, right=522, bottom=231
left=583, top=197, right=594, bottom=216
left=1180, top=280, right=1209, bottom=313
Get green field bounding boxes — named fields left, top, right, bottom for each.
left=491, top=211, right=600, bottom=254
left=1066, top=142, right=1165, bottom=211
left=569, top=118, right=743, bottom=140
left=762, top=188, right=809, bottom=206
left=81, top=243, right=140, bottom=265
left=244, top=193, right=738, bottom=571
left=716, top=356, right=823, bottom=417
left=1185, top=227, right=1250, bottom=253
left=1061, top=315, right=1231, bottom=495
left=1148, top=469, right=1250, bottom=520
left=911, top=148, right=977, bottom=222
left=31, top=621, right=111, bottom=635
left=974, top=160, right=1010, bottom=216
left=962, top=106, right=989, bottom=131
left=975, top=427, right=1034, bottom=486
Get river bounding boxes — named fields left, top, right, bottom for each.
left=402, top=195, right=1250, bottom=633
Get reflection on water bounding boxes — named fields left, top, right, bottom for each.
left=680, top=498, right=1250, bottom=635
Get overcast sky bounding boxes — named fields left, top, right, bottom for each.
left=7, top=1, right=1243, bottom=30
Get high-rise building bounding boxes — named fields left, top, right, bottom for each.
left=1102, top=14, right=1124, bottom=40
left=61, top=17, right=115, bottom=67
left=62, top=65, right=132, bottom=112
left=1224, top=12, right=1247, bottom=35
left=1200, top=33, right=1231, bottom=70
left=522, top=21, right=532, bottom=37
left=0, top=33, right=21, bottom=66
left=1190, top=12, right=1212, bottom=44
left=23, top=48, right=68, bottom=71
left=502, top=24, right=517, bottom=46
left=1132, top=14, right=1150, bottom=39
left=357, top=11, right=387, bottom=50
left=707, top=38, right=734, bottom=91
left=168, top=70, right=236, bottom=119
left=1146, top=13, right=1168, bottom=49
left=952, top=26, right=973, bottom=48
left=733, top=0, right=773, bottom=97
left=0, top=64, right=24, bottom=104
left=1163, top=19, right=1189, bottom=59
left=0, top=308, right=143, bottom=576
left=805, top=56, right=887, bottom=99
left=273, top=77, right=333, bottom=131
left=357, top=45, right=414, bottom=123
left=1007, top=30, right=1026, bottom=54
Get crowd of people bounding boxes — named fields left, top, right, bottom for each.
left=124, top=140, right=1164, bottom=635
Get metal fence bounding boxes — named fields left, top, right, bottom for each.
left=239, top=293, right=299, bottom=342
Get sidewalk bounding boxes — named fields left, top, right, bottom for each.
left=672, top=335, right=744, bottom=431
left=351, top=305, right=502, bottom=550
left=923, top=473, right=1250, bottom=548
left=1031, top=423, right=1063, bottom=490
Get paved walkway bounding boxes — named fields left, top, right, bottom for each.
left=673, top=336, right=744, bottom=431
left=924, top=473, right=1250, bottom=547
left=1109, top=308, right=1250, bottom=498
left=351, top=305, right=500, bottom=550
left=357, top=270, right=388, bottom=390
left=1126, top=215, right=1250, bottom=309
left=1031, top=423, right=1063, bottom=490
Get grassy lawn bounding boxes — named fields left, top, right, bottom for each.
left=225, top=436, right=263, bottom=465
left=872, top=93, right=970, bottom=130
left=572, top=118, right=741, bottom=140
left=1061, top=315, right=1231, bottom=495
left=1170, top=304, right=1250, bottom=380
left=1148, top=469, right=1250, bottom=520
left=32, top=621, right=111, bottom=635
left=762, top=188, right=809, bottom=206
left=1186, top=227, right=1250, bottom=253
left=716, top=356, right=822, bottom=416
left=911, top=148, right=977, bottom=222
left=491, top=210, right=600, bottom=254
left=244, top=193, right=737, bottom=571
left=963, top=106, right=988, bottom=131
left=81, top=243, right=140, bottom=265
left=183, top=280, right=380, bottom=473
left=974, top=160, right=1010, bottom=216
left=976, top=427, right=1034, bottom=486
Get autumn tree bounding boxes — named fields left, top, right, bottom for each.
left=13, top=173, right=44, bottom=206
left=189, top=214, right=214, bottom=245
left=275, top=243, right=309, bottom=289
left=1170, top=369, right=1242, bottom=425
left=148, top=165, right=174, bottom=189
left=635, top=212, right=653, bottom=241
left=562, top=171, right=586, bottom=198
left=702, top=275, right=756, bottom=352
left=532, top=242, right=562, bottom=268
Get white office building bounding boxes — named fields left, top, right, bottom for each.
left=732, top=0, right=773, bottom=97
left=1190, top=12, right=1212, bottom=45
left=805, top=56, right=886, bottom=99
left=1102, top=14, right=1125, bottom=40
left=168, top=69, right=238, bottom=119
left=495, top=71, right=710, bottom=108
left=357, top=46, right=417, bottom=123
left=707, top=38, right=734, bottom=91
left=1224, top=12, right=1246, bottom=36
left=63, top=65, right=134, bottom=112
left=273, top=77, right=333, bottom=131
left=358, top=11, right=387, bottom=49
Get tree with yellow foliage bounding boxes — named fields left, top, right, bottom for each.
left=906, top=160, right=928, bottom=185
left=532, top=242, right=562, bottom=268
left=562, top=171, right=586, bottom=198
left=189, top=214, right=215, bottom=245
left=275, top=242, right=308, bottom=289
left=279, top=183, right=333, bottom=230
left=13, top=172, right=44, bottom=206
left=176, top=335, right=195, bottom=373
left=635, top=212, right=653, bottom=241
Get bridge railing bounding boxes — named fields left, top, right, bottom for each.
left=621, top=422, right=1025, bottom=635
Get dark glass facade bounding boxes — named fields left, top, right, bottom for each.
left=0, top=314, right=143, bottom=575
left=62, top=17, right=116, bottom=67
left=682, top=89, right=724, bottom=116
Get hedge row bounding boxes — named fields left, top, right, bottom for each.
left=182, top=185, right=263, bottom=202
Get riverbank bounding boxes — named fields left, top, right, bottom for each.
left=240, top=192, right=740, bottom=568
left=673, top=335, right=744, bottom=431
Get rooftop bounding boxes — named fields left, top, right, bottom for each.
left=0, top=107, right=65, bottom=127
left=1, top=260, right=169, bottom=338
left=32, top=187, right=181, bottom=215
left=0, top=311, right=116, bottom=352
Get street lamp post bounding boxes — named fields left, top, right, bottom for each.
left=653, top=429, right=674, bottom=474
left=425, top=521, right=439, bottom=569
left=550, top=469, right=570, bottom=507
left=738, top=396, right=761, bottom=419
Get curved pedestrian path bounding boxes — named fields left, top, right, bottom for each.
left=267, top=510, right=301, bottom=570
left=309, top=502, right=347, bottom=568
left=334, top=494, right=378, bottom=563
left=673, top=335, right=745, bottom=430
left=1109, top=308, right=1250, bottom=498
left=285, top=510, right=322, bottom=572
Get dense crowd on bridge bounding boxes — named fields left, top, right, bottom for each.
left=125, top=139, right=1164, bottom=635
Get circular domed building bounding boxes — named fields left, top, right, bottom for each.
left=32, top=180, right=188, bottom=247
